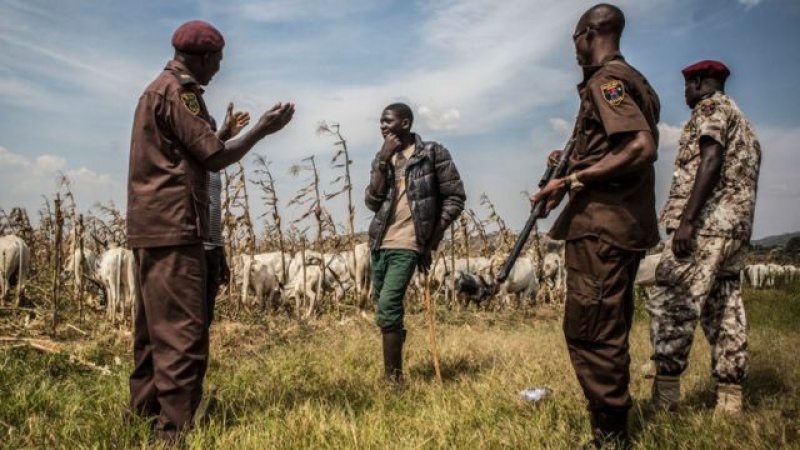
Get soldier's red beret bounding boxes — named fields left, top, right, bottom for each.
left=171, top=20, right=225, bottom=54
left=681, top=60, right=730, bottom=82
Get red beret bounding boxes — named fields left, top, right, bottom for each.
left=682, top=60, right=730, bottom=82
left=171, top=20, right=225, bottom=54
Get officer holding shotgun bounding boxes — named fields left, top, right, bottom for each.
left=529, top=4, right=660, bottom=447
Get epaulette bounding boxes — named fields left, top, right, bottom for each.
left=170, top=70, right=197, bottom=87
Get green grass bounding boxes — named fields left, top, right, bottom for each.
left=1, top=285, right=798, bottom=449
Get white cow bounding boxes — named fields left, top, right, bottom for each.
left=98, top=246, right=136, bottom=323
left=350, top=243, right=372, bottom=310
left=65, top=247, right=98, bottom=299
left=766, top=263, right=785, bottom=288
left=285, top=255, right=353, bottom=318
left=241, top=257, right=282, bottom=310
left=540, top=251, right=565, bottom=303
left=783, top=265, right=799, bottom=284
left=743, top=264, right=768, bottom=289
left=0, top=234, right=30, bottom=305
left=491, top=254, right=537, bottom=308
left=424, top=256, right=493, bottom=301
left=245, top=251, right=295, bottom=284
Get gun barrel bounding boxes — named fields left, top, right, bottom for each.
left=496, top=136, right=575, bottom=284
left=496, top=200, right=545, bottom=283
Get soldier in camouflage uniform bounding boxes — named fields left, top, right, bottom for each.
left=648, top=60, right=761, bottom=414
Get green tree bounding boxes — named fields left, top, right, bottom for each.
left=785, top=236, right=800, bottom=264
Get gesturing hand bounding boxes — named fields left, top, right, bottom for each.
left=220, top=102, right=251, bottom=140
left=255, top=102, right=295, bottom=136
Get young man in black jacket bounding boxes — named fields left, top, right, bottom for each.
left=365, top=102, right=466, bottom=383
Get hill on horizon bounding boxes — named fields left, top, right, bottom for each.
left=752, top=232, right=800, bottom=249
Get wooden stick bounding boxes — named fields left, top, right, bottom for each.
left=0, top=337, right=111, bottom=375
left=66, top=323, right=89, bottom=336
left=423, top=272, right=442, bottom=383
left=0, top=307, right=38, bottom=313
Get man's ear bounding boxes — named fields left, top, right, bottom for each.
left=401, top=118, right=411, bottom=131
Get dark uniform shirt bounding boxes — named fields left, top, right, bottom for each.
left=127, top=60, right=224, bottom=248
left=551, top=53, right=661, bottom=251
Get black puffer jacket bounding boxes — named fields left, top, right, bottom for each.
left=365, top=133, right=466, bottom=252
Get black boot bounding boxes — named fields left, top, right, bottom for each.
left=586, top=409, right=630, bottom=449
left=381, top=328, right=405, bottom=384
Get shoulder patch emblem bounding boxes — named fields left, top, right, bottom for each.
left=600, top=80, right=625, bottom=106
left=180, top=92, right=200, bottom=115
left=699, top=99, right=716, bottom=116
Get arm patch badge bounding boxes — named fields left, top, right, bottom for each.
left=699, top=99, right=716, bottom=116
left=600, top=80, right=625, bottom=106
left=180, top=92, right=201, bottom=115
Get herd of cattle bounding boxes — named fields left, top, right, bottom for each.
left=1, top=233, right=798, bottom=323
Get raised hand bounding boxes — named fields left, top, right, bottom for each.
left=219, top=102, right=251, bottom=141
left=255, top=102, right=295, bottom=136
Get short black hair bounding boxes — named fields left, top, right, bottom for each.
left=584, top=4, right=625, bottom=37
left=384, top=103, right=414, bottom=126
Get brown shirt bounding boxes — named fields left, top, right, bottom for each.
left=381, top=144, right=420, bottom=252
left=550, top=53, right=661, bottom=251
left=127, top=60, right=224, bottom=248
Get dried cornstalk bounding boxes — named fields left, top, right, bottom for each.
left=51, top=194, right=64, bottom=336
left=252, top=156, right=287, bottom=282
left=318, top=121, right=358, bottom=306
left=221, top=163, right=257, bottom=313
left=449, top=223, right=456, bottom=306
left=459, top=214, right=470, bottom=272
left=480, top=193, right=513, bottom=253
left=289, top=156, right=332, bottom=315
left=466, top=209, right=491, bottom=256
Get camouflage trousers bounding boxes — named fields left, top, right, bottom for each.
left=647, top=234, right=748, bottom=384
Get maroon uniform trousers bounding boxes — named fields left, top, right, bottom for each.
left=129, top=244, right=209, bottom=439
left=563, top=237, right=642, bottom=414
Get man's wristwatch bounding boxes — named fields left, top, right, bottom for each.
left=568, top=171, right=585, bottom=191
left=377, top=159, right=390, bottom=171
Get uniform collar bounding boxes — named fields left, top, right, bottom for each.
left=165, top=60, right=204, bottom=93
left=578, top=51, right=625, bottom=87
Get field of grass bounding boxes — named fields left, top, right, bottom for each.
left=1, top=285, right=798, bottom=449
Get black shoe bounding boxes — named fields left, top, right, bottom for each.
left=382, top=329, right=405, bottom=384
left=585, top=410, right=630, bottom=449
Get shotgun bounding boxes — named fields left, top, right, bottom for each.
left=496, top=137, right=576, bottom=283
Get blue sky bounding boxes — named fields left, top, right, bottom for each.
left=1, top=0, right=798, bottom=240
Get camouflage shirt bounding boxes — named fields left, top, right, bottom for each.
left=660, top=92, right=761, bottom=241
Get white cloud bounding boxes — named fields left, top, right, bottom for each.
left=198, top=0, right=390, bottom=23
left=417, top=104, right=462, bottom=132
left=0, top=146, right=123, bottom=216
left=657, top=123, right=683, bottom=151
left=549, top=118, right=571, bottom=136
left=1, top=0, right=795, bottom=241
left=738, top=0, right=763, bottom=8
